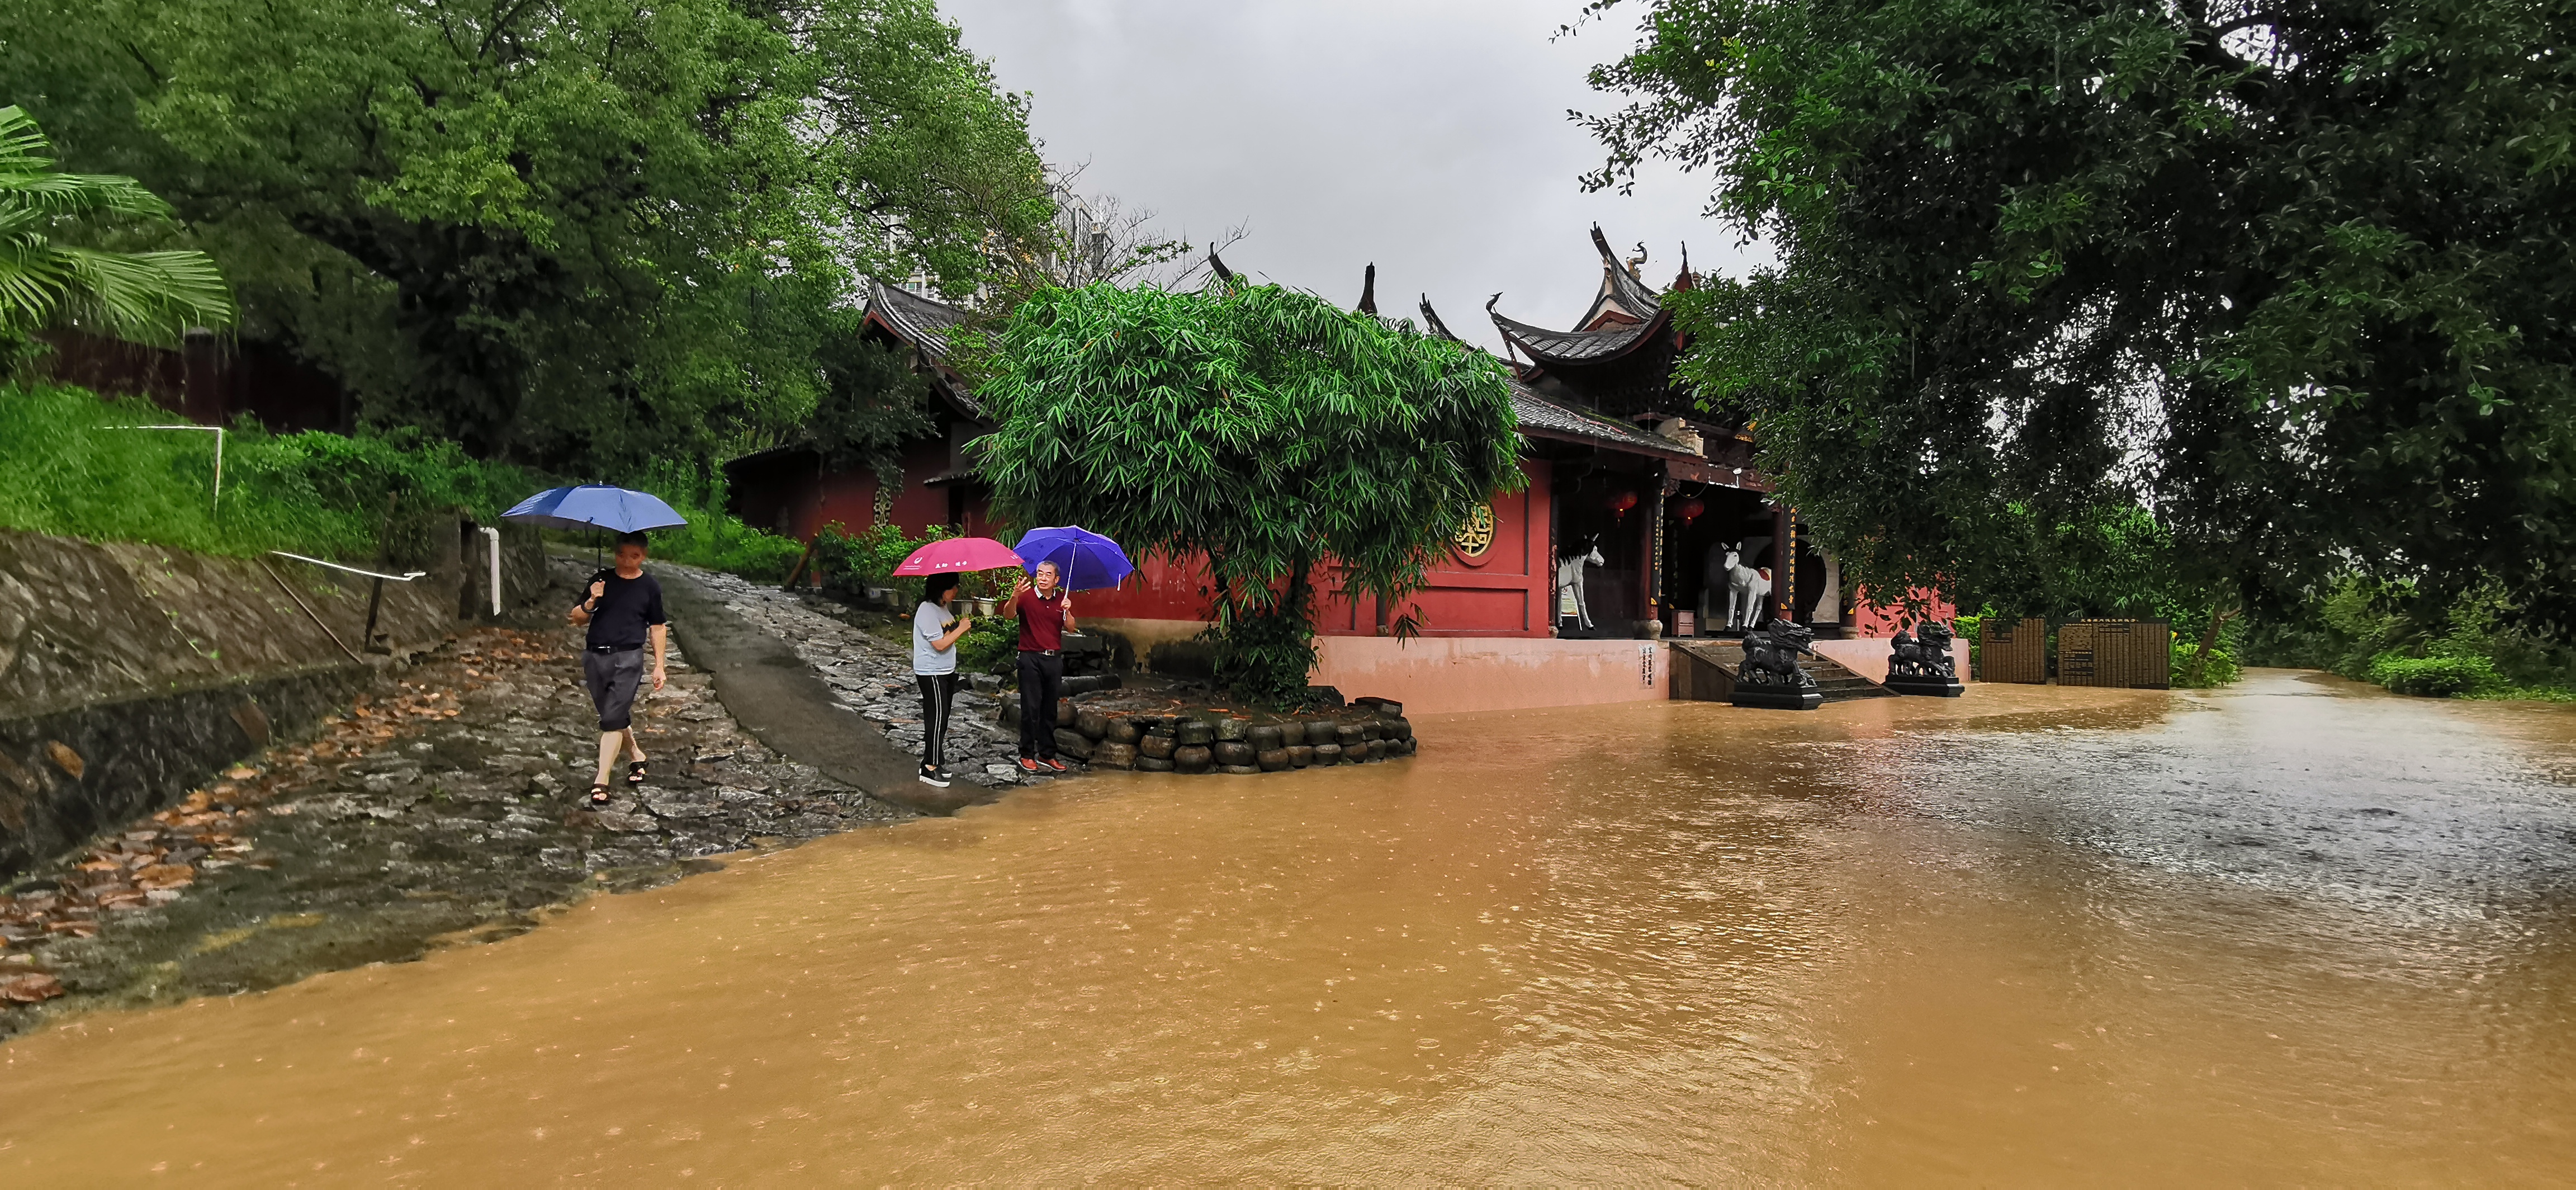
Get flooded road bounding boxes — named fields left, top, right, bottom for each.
left=4, top=670, right=2572, bottom=1183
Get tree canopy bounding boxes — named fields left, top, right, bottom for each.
left=973, top=282, right=1525, bottom=701
left=1578, top=0, right=2576, bottom=632
left=1, top=0, right=1049, bottom=475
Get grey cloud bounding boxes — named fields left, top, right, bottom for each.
left=939, top=0, right=1771, bottom=355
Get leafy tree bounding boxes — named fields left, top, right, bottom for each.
left=809, top=329, right=932, bottom=487
left=973, top=282, right=1525, bottom=702
left=1, top=0, right=1049, bottom=473
left=1576, top=0, right=2576, bottom=636
left=0, top=106, right=229, bottom=353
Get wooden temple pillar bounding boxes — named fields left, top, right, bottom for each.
left=1772, top=502, right=1794, bottom=623
left=1645, top=470, right=1669, bottom=628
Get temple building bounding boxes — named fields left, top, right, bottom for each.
left=721, top=228, right=1946, bottom=712
left=1467, top=227, right=1839, bottom=640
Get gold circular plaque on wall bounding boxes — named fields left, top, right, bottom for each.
left=1453, top=503, right=1495, bottom=559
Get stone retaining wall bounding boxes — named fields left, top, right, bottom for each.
left=0, top=529, right=470, bottom=880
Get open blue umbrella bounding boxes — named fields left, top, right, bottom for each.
left=1012, top=525, right=1133, bottom=591
left=501, top=485, right=689, bottom=533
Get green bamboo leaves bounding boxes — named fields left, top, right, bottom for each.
left=973, top=282, right=1524, bottom=700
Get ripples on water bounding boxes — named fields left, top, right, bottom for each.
left=2, top=669, right=2571, bottom=1183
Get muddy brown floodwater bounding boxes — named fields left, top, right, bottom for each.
left=3, top=669, right=2573, bottom=1183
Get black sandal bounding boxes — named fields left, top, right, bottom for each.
left=587, top=783, right=613, bottom=807
left=624, top=760, right=647, bottom=787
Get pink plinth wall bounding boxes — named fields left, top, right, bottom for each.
left=1311, top=636, right=1671, bottom=715
left=1811, top=637, right=1972, bottom=684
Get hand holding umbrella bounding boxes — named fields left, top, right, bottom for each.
left=1011, top=526, right=1133, bottom=591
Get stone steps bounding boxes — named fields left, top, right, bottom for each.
left=1670, top=640, right=1897, bottom=703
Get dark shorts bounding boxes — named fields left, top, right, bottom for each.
left=583, top=647, right=645, bottom=731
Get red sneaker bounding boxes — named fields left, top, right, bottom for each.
left=1044, top=757, right=1070, bottom=773
left=1017, top=757, right=1044, bottom=775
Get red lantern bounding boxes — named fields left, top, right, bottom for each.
left=1607, top=490, right=1639, bottom=521
left=1677, top=497, right=1705, bottom=525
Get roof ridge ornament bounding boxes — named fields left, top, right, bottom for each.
left=1356, top=263, right=1377, bottom=315
left=1590, top=223, right=1619, bottom=266
left=1418, top=294, right=1461, bottom=342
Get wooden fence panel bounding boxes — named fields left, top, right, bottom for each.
left=2059, top=619, right=2170, bottom=689
left=1980, top=617, right=2049, bottom=683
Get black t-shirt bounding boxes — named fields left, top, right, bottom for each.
left=579, top=571, right=666, bottom=650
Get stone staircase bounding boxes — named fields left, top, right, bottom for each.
left=1670, top=639, right=1898, bottom=703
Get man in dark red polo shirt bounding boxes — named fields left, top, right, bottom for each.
left=1010, top=560, right=1076, bottom=773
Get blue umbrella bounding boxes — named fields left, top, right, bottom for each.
left=1012, top=525, right=1133, bottom=591
left=501, top=485, right=689, bottom=533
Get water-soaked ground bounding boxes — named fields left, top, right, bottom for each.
left=1, top=670, right=2569, bottom=1183
left=0, top=621, right=910, bottom=1039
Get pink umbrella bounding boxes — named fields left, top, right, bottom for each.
left=893, top=536, right=1027, bottom=576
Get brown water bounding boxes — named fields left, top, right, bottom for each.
left=4, top=670, right=2574, bottom=1184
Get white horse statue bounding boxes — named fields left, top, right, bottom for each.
left=1710, top=541, right=1770, bottom=630
left=1556, top=539, right=1606, bottom=631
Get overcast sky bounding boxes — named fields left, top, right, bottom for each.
left=937, top=0, right=1770, bottom=356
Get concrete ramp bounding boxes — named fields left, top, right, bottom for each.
left=657, top=569, right=986, bottom=815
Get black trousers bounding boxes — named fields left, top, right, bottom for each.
left=582, top=647, right=645, bottom=731
left=1016, top=650, right=1063, bottom=758
left=915, top=673, right=956, bottom=769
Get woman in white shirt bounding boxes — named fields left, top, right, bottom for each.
left=914, top=573, right=975, bottom=787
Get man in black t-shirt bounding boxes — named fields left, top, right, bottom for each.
left=568, top=531, right=669, bottom=806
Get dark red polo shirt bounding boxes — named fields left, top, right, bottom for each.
left=1012, top=586, right=1067, bottom=651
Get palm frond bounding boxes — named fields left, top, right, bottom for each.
left=53, top=247, right=234, bottom=343
left=0, top=239, right=72, bottom=333
left=0, top=172, right=178, bottom=221
left=0, top=106, right=234, bottom=345
left=0, top=107, right=52, bottom=174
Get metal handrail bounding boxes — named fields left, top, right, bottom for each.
left=267, top=551, right=426, bottom=582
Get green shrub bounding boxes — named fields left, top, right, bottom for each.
left=636, top=462, right=806, bottom=582
left=2367, top=653, right=2497, bottom=698
left=812, top=521, right=967, bottom=608
left=2170, top=639, right=2240, bottom=688
left=955, top=618, right=1016, bottom=676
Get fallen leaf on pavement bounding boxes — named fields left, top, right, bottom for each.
left=135, top=865, right=195, bottom=890
left=0, top=972, right=63, bottom=1003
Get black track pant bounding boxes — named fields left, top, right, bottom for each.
left=1016, top=650, right=1063, bottom=758
left=915, top=673, right=956, bottom=770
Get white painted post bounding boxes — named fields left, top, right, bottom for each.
left=481, top=526, right=503, bottom=616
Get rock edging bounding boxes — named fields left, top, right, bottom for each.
left=1053, top=699, right=1418, bottom=775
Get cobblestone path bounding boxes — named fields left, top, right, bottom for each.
left=678, top=568, right=1067, bottom=788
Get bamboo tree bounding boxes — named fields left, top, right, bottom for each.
left=973, top=281, right=1525, bottom=703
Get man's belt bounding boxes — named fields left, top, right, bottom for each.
left=589, top=644, right=643, bottom=654
left=1020, top=648, right=1060, bottom=657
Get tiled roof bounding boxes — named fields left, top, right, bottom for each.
left=865, top=281, right=982, bottom=419
left=868, top=281, right=967, bottom=363
left=1487, top=225, right=1674, bottom=367
left=1489, top=305, right=1664, bottom=363
left=1509, top=380, right=1698, bottom=459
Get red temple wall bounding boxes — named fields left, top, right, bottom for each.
left=1072, top=460, right=1555, bottom=643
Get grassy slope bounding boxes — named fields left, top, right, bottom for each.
left=0, top=383, right=807, bottom=579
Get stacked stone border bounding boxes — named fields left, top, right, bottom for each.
left=1046, top=696, right=1418, bottom=775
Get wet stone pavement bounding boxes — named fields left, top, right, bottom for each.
left=0, top=620, right=914, bottom=1038
left=679, top=569, right=1061, bottom=787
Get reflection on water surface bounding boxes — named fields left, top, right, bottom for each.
left=3, top=670, right=2572, bottom=1183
